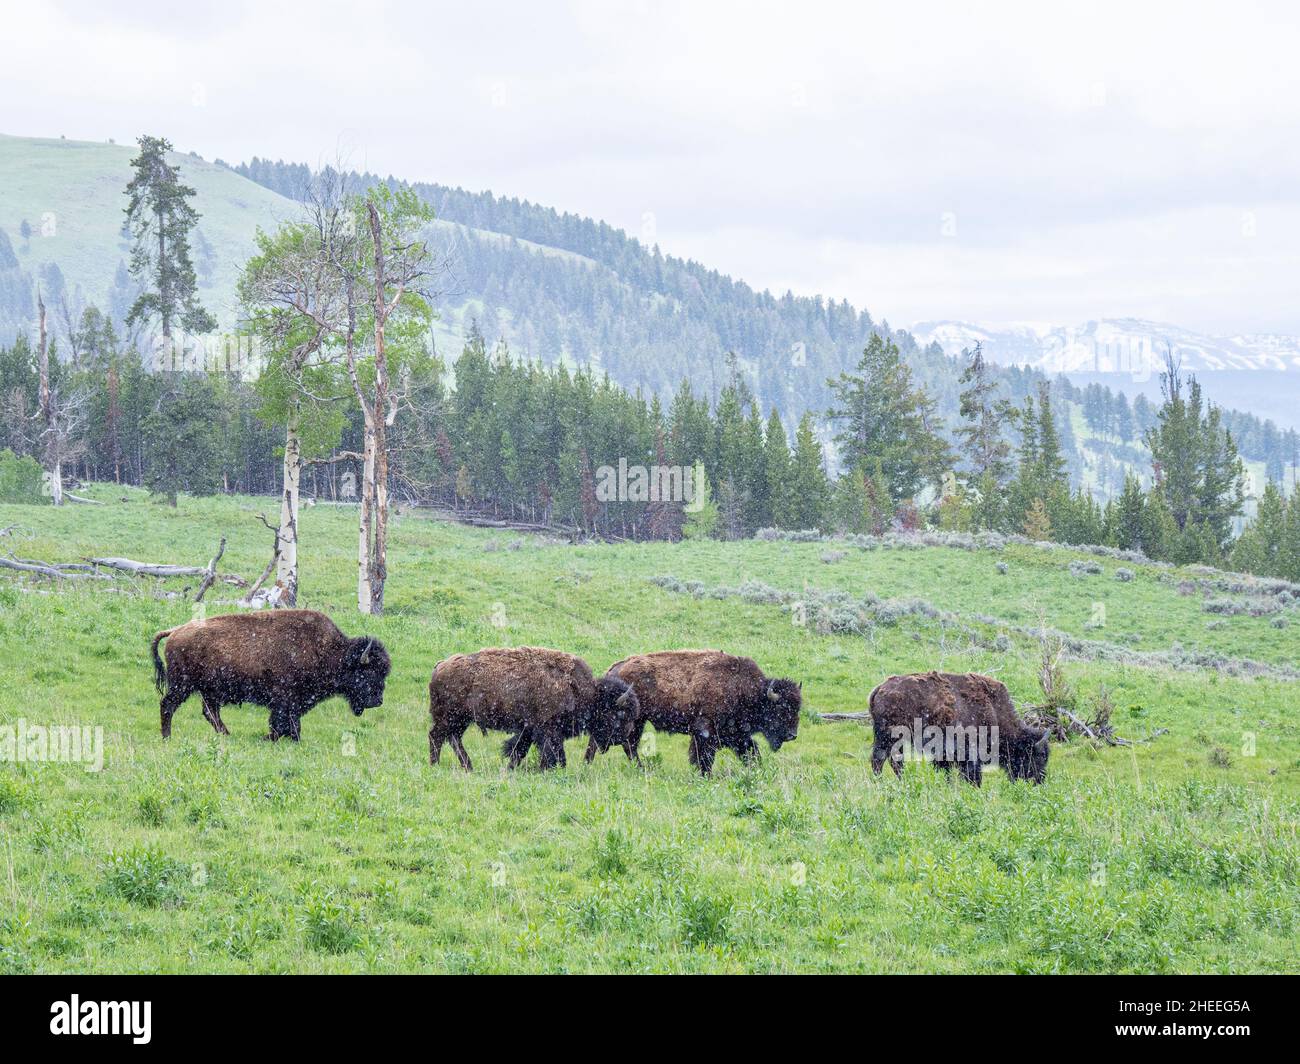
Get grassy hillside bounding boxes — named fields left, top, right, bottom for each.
left=0, top=134, right=298, bottom=328
left=0, top=491, right=1297, bottom=973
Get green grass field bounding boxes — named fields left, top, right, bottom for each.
left=1, top=488, right=1297, bottom=973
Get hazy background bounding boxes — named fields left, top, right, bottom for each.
left=3, top=0, right=1298, bottom=335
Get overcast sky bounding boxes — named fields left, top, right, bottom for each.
left=4, top=0, right=1300, bottom=335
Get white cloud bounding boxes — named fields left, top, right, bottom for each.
left=2, top=0, right=1299, bottom=331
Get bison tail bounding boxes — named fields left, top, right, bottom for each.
left=150, top=628, right=174, bottom=694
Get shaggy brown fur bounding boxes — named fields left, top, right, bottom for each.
left=594, top=649, right=802, bottom=775
left=150, top=609, right=390, bottom=741
left=428, top=646, right=638, bottom=771
left=867, top=671, right=1049, bottom=785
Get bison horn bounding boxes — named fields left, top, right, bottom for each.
left=767, top=682, right=781, bottom=702
left=359, top=638, right=373, bottom=665
left=616, top=689, right=632, bottom=708
left=1035, top=730, right=1050, bottom=750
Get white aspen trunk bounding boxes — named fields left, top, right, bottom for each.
left=37, top=290, right=63, bottom=506
left=277, top=407, right=302, bottom=606
left=357, top=420, right=376, bottom=614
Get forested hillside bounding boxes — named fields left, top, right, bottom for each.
left=231, top=158, right=1296, bottom=495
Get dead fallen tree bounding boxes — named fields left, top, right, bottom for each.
left=0, top=554, right=113, bottom=580
left=2, top=538, right=243, bottom=601
left=87, top=556, right=211, bottom=578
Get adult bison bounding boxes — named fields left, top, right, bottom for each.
left=593, top=650, right=802, bottom=775
left=150, top=610, right=391, bottom=741
left=868, top=671, right=1049, bottom=785
left=427, top=646, right=639, bottom=771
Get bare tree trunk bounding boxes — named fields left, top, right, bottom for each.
left=357, top=420, right=375, bottom=613
left=371, top=413, right=388, bottom=614
left=277, top=405, right=302, bottom=606
left=36, top=291, right=63, bottom=507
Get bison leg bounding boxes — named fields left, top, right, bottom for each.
left=871, top=738, right=900, bottom=776
left=267, top=706, right=301, bottom=742
left=690, top=735, right=718, bottom=776
left=959, top=760, right=983, bottom=787
left=429, top=724, right=447, bottom=765
left=159, top=685, right=189, bottom=739
left=583, top=734, right=599, bottom=763
left=503, top=728, right=532, bottom=770
left=537, top=728, right=566, bottom=771
left=448, top=729, right=473, bottom=771
left=200, top=695, right=230, bottom=736
left=733, top=735, right=760, bottom=765
left=623, top=719, right=646, bottom=763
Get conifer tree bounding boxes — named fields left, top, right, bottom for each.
left=123, top=135, right=216, bottom=340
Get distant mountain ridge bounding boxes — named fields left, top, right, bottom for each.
left=912, top=317, right=1300, bottom=376
left=913, top=317, right=1300, bottom=433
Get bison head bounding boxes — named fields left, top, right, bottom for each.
left=340, top=636, right=391, bottom=714
left=758, top=678, right=802, bottom=750
left=1005, top=727, right=1050, bottom=784
left=589, top=675, right=640, bottom=754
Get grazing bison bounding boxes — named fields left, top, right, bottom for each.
left=867, top=671, right=1049, bottom=786
left=427, top=647, right=639, bottom=771
left=150, top=610, right=391, bottom=741
left=594, top=650, right=802, bottom=775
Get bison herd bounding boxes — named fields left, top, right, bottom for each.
left=149, top=608, right=1049, bottom=784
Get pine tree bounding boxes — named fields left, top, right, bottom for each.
left=1145, top=352, right=1245, bottom=562
left=142, top=374, right=221, bottom=505
left=1111, top=473, right=1146, bottom=551
left=827, top=332, right=950, bottom=503
left=123, top=135, right=216, bottom=340
left=761, top=408, right=791, bottom=529
left=956, top=342, right=1014, bottom=488
left=787, top=413, right=829, bottom=530
left=1231, top=481, right=1288, bottom=577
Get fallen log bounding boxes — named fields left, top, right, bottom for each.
left=10, top=557, right=98, bottom=572
left=819, top=711, right=872, bottom=722
left=1, top=554, right=112, bottom=580
left=87, top=557, right=210, bottom=578
left=65, top=492, right=105, bottom=505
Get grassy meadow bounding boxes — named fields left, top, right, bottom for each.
left=1, top=486, right=1298, bottom=973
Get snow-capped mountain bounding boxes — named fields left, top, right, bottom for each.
left=912, top=318, right=1300, bottom=376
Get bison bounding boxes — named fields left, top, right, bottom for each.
left=427, top=646, right=639, bottom=771
left=592, top=649, right=802, bottom=775
left=867, top=671, right=1049, bottom=785
left=150, top=609, right=391, bottom=741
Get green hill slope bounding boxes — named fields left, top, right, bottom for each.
left=0, top=133, right=299, bottom=329
left=0, top=489, right=1297, bottom=972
